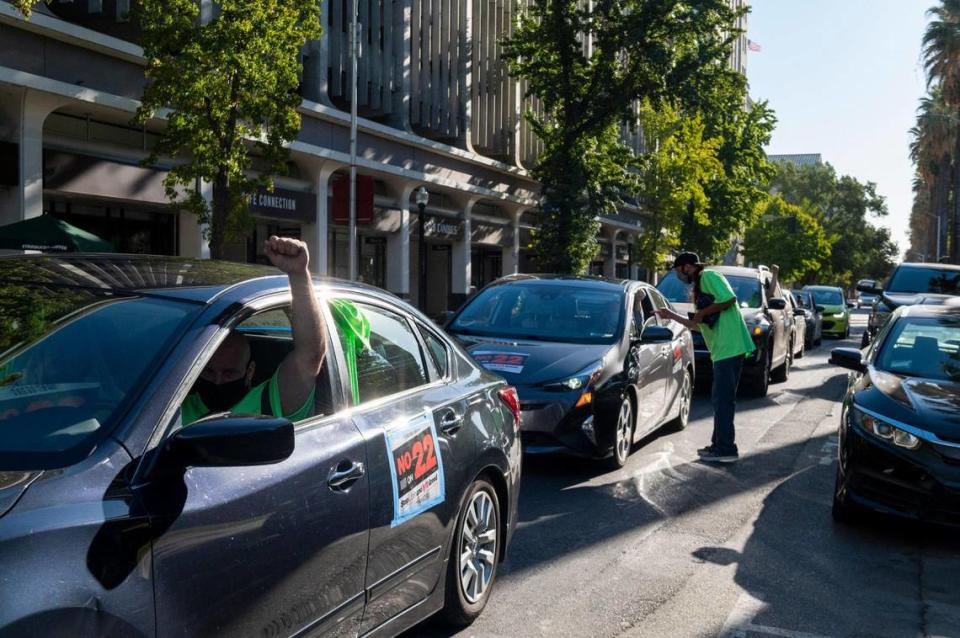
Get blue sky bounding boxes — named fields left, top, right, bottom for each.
left=746, top=0, right=930, bottom=257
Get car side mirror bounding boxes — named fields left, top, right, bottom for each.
left=640, top=325, right=673, bottom=343
left=856, top=283, right=882, bottom=295
left=847, top=302, right=856, bottom=309
left=830, top=348, right=866, bottom=373
left=768, top=298, right=787, bottom=311
left=815, top=305, right=825, bottom=313
left=793, top=308, right=806, bottom=317
left=166, top=414, right=294, bottom=468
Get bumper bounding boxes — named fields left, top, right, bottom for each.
left=822, top=316, right=848, bottom=336
left=519, top=392, right=611, bottom=459
left=842, top=424, right=960, bottom=526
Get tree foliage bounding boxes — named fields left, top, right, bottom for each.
left=504, top=0, right=741, bottom=274
left=631, top=100, right=722, bottom=274
left=743, top=197, right=831, bottom=284
left=10, top=0, right=47, bottom=19
left=767, top=161, right=898, bottom=287
left=134, top=0, right=321, bottom=259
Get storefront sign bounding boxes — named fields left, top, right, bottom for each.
left=425, top=215, right=463, bottom=239
left=248, top=187, right=316, bottom=223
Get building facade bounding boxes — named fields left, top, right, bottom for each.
left=0, top=0, right=747, bottom=313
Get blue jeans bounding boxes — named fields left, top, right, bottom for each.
left=711, top=355, right=743, bottom=455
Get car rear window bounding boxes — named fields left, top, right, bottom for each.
left=0, top=288, right=195, bottom=470
left=886, top=267, right=960, bottom=295
left=808, top=288, right=843, bottom=306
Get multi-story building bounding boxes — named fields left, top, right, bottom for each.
left=0, top=0, right=748, bottom=313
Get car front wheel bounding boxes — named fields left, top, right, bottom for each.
left=443, top=478, right=501, bottom=627
left=607, top=396, right=635, bottom=469
left=669, top=370, right=693, bottom=431
left=831, top=466, right=865, bottom=525
left=772, top=342, right=792, bottom=383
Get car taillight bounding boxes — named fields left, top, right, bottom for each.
left=498, top=386, right=521, bottom=431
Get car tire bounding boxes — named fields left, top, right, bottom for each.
left=796, top=336, right=806, bottom=359
left=844, top=325, right=851, bottom=339
left=442, top=478, right=501, bottom=627
left=772, top=342, right=791, bottom=383
left=607, top=396, right=635, bottom=469
left=668, top=370, right=693, bottom=431
left=743, top=350, right=771, bottom=398
left=831, top=466, right=864, bottom=525
left=860, top=331, right=870, bottom=349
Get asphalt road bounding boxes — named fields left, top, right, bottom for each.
left=410, top=310, right=960, bottom=638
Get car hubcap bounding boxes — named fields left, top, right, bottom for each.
left=679, top=373, right=691, bottom=425
left=616, top=399, right=632, bottom=462
left=459, top=490, right=497, bottom=604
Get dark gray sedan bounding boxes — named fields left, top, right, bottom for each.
left=0, top=254, right=520, bottom=637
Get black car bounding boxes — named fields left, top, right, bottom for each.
left=830, top=302, right=960, bottom=526
left=791, top=289, right=824, bottom=348
left=657, top=266, right=793, bottom=397
left=445, top=276, right=694, bottom=469
left=0, top=254, right=520, bottom=637
left=858, top=262, right=960, bottom=348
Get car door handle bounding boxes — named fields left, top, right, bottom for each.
left=439, top=409, right=463, bottom=435
left=328, top=461, right=365, bottom=490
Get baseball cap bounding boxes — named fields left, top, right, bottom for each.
left=671, top=252, right=702, bottom=269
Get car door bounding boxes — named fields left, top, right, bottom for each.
left=148, top=301, right=371, bottom=638
left=628, top=288, right=668, bottom=432
left=649, top=289, right=687, bottom=409
left=765, top=276, right=789, bottom=367
left=327, top=295, right=469, bottom=636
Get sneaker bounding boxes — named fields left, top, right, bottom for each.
left=697, top=445, right=716, bottom=457
left=699, top=450, right=739, bottom=463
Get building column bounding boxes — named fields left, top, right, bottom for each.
left=0, top=89, right=69, bottom=225
left=603, top=227, right=620, bottom=279
left=502, top=208, right=523, bottom=275
left=452, top=197, right=479, bottom=300
left=178, top=180, right=211, bottom=259
left=386, top=183, right=415, bottom=298
left=301, top=163, right=340, bottom=276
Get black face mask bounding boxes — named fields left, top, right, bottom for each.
left=677, top=271, right=692, bottom=285
left=193, top=377, right=250, bottom=413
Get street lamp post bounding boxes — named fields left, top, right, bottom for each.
left=348, top=0, right=360, bottom=281
left=415, top=186, right=429, bottom=310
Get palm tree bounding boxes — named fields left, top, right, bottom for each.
left=909, top=89, right=954, bottom=260
left=923, top=0, right=960, bottom=261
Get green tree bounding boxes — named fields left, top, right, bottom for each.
left=675, top=66, right=778, bottom=261
left=134, top=0, right=321, bottom=259
left=10, top=0, right=46, bottom=18
left=504, top=0, right=741, bottom=273
left=769, top=161, right=898, bottom=287
left=923, top=0, right=960, bottom=261
left=632, top=100, right=722, bottom=275
left=743, top=197, right=831, bottom=283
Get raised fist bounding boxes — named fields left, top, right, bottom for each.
left=264, top=236, right=309, bottom=274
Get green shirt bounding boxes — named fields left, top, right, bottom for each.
left=698, top=270, right=757, bottom=363
left=181, top=369, right=315, bottom=425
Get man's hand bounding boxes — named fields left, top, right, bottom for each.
left=265, top=236, right=309, bottom=274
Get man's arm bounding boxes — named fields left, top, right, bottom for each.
left=654, top=308, right=701, bottom=332
left=265, top=236, right=327, bottom=415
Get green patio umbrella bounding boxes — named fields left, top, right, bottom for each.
left=0, top=214, right=114, bottom=253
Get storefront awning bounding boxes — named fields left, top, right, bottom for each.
left=0, top=214, right=114, bottom=253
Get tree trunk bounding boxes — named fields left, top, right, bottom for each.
left=952, top=137, right=960, bottom=263
left=210, top=169, right=229, bottom=261
left=934, top=155, right=950, bottom=260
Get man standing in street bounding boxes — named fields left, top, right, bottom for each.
left=655, top=252, right=755, bottom=463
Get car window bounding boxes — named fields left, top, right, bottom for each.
left=656, top=271, right=692, bottom=304
left=418, top=324, right=450, bottom=380
left=725, top=276, right=763, bottom=309
left=332, top=300, right=429, bottom=405
left=875, top=317, right=960, bottom=381
left=450, top=283, right=625, bottom=345
left=0, top=291, right=195, bottom=470
left=807, top=288, right=844, bottom=305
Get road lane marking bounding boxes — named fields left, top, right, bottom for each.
left=720, top=591, right=835, bottom=638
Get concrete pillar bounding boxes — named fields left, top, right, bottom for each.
left=452, top=197, right=480, bottom=296
left=0, top=89, right=69, bottom=225
left=178, top=181, right=211, bottom=259
left=502, top=209, right=523, bottom=275
left=386, top=183, right=415, bottom=298
left=301, top=163, right=339, bottom=276
left=603, top=228, right=620, bottom=279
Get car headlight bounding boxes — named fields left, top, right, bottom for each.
left=746, top=317, right=770, bottom=336
left=543, top=364, right=603, bottom=393
left=852, top=408, right=921, bottom=450
left=832, top=312, right=846, bottom=319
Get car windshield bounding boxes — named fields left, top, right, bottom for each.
left=449, top=283, right=624, bottom=344
left=875, top=316, right=960, bottom=381
left=656, top=271, right=691, bottom=304
left=885, top=267, right=960, bottom=295
left=0, top=286, right=196, bottom=470
left=792, top=292, right=812, bottom=309
left=808, top=289, right=843, bottom=305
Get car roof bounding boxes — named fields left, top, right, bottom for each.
left=803, top=284, right=843, bottom=291
left=0, top=253, right=385, bottom=304
left=899, top=300, right=960, bottom=318
left=707, top=266, right=766, bottom=279
left=896, top=262, right=960, bottom=272
left=491, top=273, right=636, bottom=291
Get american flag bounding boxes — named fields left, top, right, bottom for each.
left=747, top=39, right=762, bottom=52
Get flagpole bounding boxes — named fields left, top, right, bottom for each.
left=348, top=0, right=359, bottom=281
